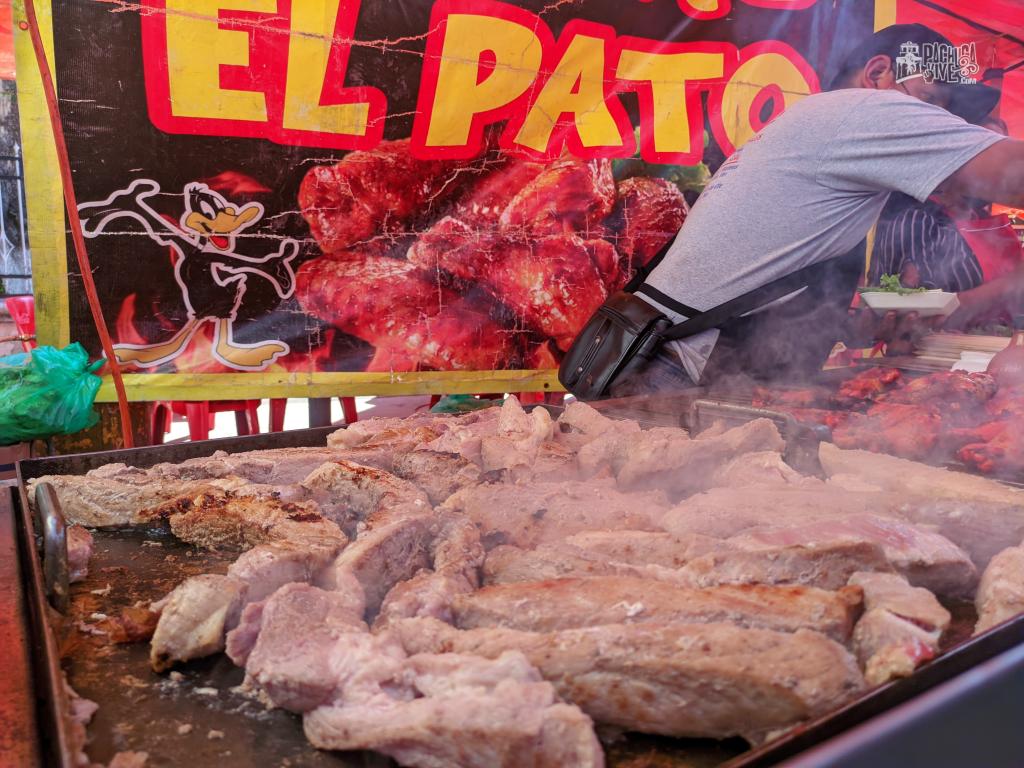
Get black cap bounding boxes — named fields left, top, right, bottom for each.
left=829, top=23, right=1001, bottom=124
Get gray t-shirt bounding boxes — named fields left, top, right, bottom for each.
left=644, top=88, right=1005, bottom=383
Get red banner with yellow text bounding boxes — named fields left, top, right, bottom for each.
left=19, top=0, right=874, bottom=399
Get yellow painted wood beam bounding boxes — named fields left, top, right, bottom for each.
left=96, top=370, right=566, bottom=402
left=13, top=0, right=69, bottom=347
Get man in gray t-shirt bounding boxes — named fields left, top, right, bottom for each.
left=618, top=24, right=1024, bottom=394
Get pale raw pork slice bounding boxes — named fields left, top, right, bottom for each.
left=150, top=575, right=247, bottom=672
left=227, top=583, right=603, bottom=767
left=440, top=478, right=668, bottom=550
left=660, top=487, right=901, bottom=539
left=728, top=514, right=977, bottom=598
left=304, top=653, right=604, bottom=768
left=680, top=541, right=894, bottom=591
left=616, top=419, right=785, bottom=496
left=820, top=443, right=1024, bottom=568
left=975, top=546, right=1024, bottom=634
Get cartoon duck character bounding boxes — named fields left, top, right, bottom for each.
left=79, top=179, right=298, bottom=371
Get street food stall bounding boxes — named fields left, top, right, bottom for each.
left=5, top=0, right=1024, bottom=766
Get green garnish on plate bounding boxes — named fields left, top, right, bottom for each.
left=859, top=274, right=930, bottom=296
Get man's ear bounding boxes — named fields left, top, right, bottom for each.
left=861, top=55, right=896, bottom=89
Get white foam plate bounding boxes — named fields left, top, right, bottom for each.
left=860, top=290, right=960, bottom=318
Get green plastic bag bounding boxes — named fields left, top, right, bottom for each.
left=0, top=344, right=103, bottom=446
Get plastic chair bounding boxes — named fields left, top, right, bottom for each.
left=268, top=398, right=359, bottom=432
left=151, top=400, right=261, bottom=444
left=4, top=295, right=37, bottom=352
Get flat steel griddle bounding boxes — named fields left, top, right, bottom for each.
left=12, top=421, right=1024, bottom=767
left=14, top=427, right=742, bottom=768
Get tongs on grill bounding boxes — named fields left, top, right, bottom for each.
left=689, top=399, right=830, bottom=478
left=31, top=482, right=70, bottom=612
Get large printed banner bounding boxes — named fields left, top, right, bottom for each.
left=18, top=0, right=875, bottom=399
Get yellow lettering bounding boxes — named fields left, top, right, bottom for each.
left=617, top=48, right=724, bottom=156
left=515, top=34, right=622, bottom=153
left=679, top=0, right=724, bottom=13
left=425, top=14, right=543, bottom=147
left=720, top=50, right=815, bottom=150
left=165, top=0, right=274, bottom=122
left=283, top=0, right=371, bottom=136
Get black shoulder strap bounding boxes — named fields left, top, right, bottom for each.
left=645, top=255, right=844, bottom=343
left=622, top=239, right=676, bottom=294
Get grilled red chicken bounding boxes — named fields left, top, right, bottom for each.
left=985, top=385, right=1024, bottom=420
left=877, top=371, right=997, bottom=429
left=297, top=251, right=451, bottom=337
left=832, top=403, right=944, bottom=461
left=450, top=159, right=548, bottom=229
left=604, top=177, right=688, bottom=290
left=299, top=139, right=470, bottom=255
left=834, top=367, right=903, bottom=408
left=366, top=302, right=521, bottom=372
left=409, top=218, right=611, bottom=352
left=958, top=421, right=1024, bottom=476
left=880, top=371, right=996, bottom=407
left=499, top=159, right=616, bottom=237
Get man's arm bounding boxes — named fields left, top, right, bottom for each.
left=937, top=139, right=1024, bottom=207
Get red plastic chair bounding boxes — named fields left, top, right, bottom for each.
left=151, top=400, right=261, bottom=444
left=268, top=398, right=359, bottom=432
left=4, top=296, right=37, bottom=352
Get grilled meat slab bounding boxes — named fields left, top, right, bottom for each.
left=615, top=419, right=785, bottom=496
left=562, top=530, right=721, bottom=567
left=302, top=460, right=431, bottom=532
left=151, top=542, right=343, bottom=671
left=681, top=541, right=894, bottom=591
left=483, top=539, right=893, bottom=592
left=142, top=489, right=346, bottom=551
left=482, top=545, right=662, bottom=586
left=440, top=479, right=668, bottom=550
left=451, top=577, right=862, bottom=642
left=227, top=583, right=604, bottom=766
left=391, top=450, right=483, bottom=505
left=316, top=515, right=437, bottom=618
left=394, top=617, right=865, bottom=743
left=728, top=513, right=976, bottom=598
left=304, top=660, right=604, bottom=768
left=820, top=444, right=1024, bottom=568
